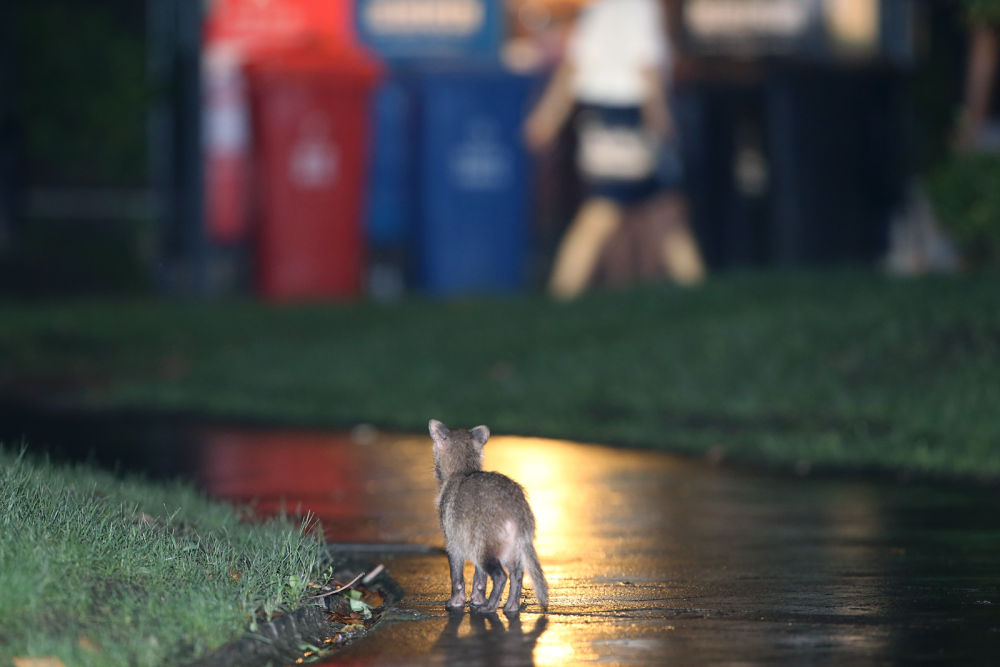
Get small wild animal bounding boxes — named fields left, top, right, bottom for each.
left=429, top=419, right=549, bottom=614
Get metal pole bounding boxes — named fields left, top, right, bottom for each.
left=147, top=0, right=204, bottom=296
left=0, top=0, right=20, bottom=255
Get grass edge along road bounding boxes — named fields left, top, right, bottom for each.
left=0, top=447, right=329, bottom=667
left=1, top=269, right=998, bottom=478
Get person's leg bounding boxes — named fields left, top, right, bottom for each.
left=548, top=197, right=624, bottom=300
left=659, top=194, right=706, bottom=285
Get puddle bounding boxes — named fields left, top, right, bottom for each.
left=4, top=410, right=1000, bottom=663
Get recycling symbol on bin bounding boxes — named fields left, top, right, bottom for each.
left=289, top=113, right=340, bottom=189
left=449, top=119, right=512, bottom=191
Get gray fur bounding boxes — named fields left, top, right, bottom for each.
left=429, top=419, right=549, bottom=614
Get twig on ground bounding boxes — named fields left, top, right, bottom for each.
left=309, top=571, right=365, bottom=599
left=362, top=564, right=385, bottom=584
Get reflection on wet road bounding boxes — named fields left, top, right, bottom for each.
left=194, top=428, right=1000, bottom=664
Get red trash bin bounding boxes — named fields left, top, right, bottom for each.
left=246, top=46, right=379, bottom=300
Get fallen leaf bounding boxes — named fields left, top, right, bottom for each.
left=78, top=636, right=101, bottom=653
left=361, top=590, right=384, bottom=608
left=13, top=657, right=66, bottom=667
left=327, top=610, right=367, bottom=626
left=349, top=597, right=373, bottom=619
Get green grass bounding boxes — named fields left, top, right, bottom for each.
left=0, top=447, right=327, bottom=666
left=1, top=269, right=999, bottom=477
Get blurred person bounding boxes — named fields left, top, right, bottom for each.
left=956, top=3, right=1000, bottom=151
left=524, top=0, right=704, bottom=300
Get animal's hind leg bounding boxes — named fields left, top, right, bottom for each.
left=479, top=557, right=507, bottom=613
left=446, top=552, right=466, bottom=610
left=503, top=563, right=524, bottom=614
left=470, top=567, right=487, bottom=607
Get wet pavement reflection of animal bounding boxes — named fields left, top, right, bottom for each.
left=434, top=611, right=548, bottom=665
left=189, top=428, right=1000, bottom=665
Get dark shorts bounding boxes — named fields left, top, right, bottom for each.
left=575, top=103, right=683, bottom=206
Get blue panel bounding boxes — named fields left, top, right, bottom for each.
left=355, top=0, right=503, bottom=62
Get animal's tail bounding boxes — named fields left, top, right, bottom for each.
left=524, top=542, right=549, bottom=610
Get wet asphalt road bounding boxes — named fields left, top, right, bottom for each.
left=193, top=428, right=1000, bottom=665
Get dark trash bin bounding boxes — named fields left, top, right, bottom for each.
left=410, top=64, right=536, bottom=294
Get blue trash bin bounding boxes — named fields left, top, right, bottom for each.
left=412, top=65, right=535, bottom=294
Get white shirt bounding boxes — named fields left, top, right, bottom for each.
left=567, top=0, right=669, bottom=107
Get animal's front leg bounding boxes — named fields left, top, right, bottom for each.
left=470, top=566, right=488, bottom=607
left=446, top=552, right=467, bottom=610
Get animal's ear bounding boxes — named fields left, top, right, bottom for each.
left=429, top=419, right=449, bottom=444
left=470, top=425, right=490, bottom=448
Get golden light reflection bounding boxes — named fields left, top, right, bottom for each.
left=532, top=620, right=608, bottom=666
left=483, top=436, right=628, bottom=563
left=532, top=638, right=578, bottom=666
left=481, top=434, right=685, bottom=602
left=484, top=438, right=572, bottom=553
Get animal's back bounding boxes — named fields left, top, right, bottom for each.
left=440, top=471, right=535, bottom=559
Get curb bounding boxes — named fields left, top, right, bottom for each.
left=186, top=563, right=405, bottom=667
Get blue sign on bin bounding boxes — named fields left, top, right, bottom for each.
left=355, top=0, right=503, bottom=61
left=414, top=66, right=535, bottom=294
